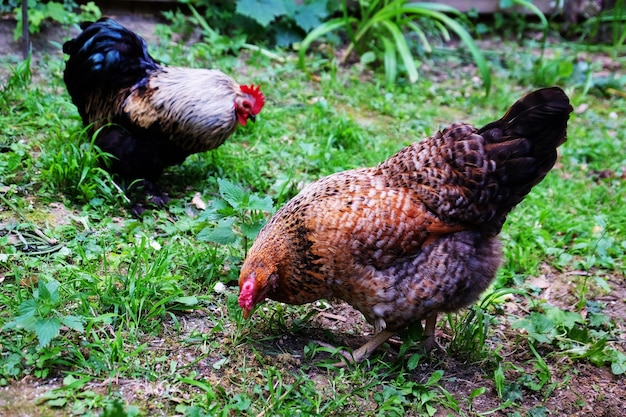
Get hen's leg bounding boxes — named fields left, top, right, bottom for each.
left=422, top=313, right=444, bottom=352
left=349, top=329, right=397, bottom=363
left=317, top=329, right=396, bottom=366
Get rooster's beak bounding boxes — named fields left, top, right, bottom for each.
left=242, top=308, right=251, bottom=320
left=249, top=114, right=256, bottom=123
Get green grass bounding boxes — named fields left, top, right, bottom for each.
left=1, top=22, right=625, bottom=417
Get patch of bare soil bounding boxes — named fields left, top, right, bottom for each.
left=0, top=377, right=63, bottom=417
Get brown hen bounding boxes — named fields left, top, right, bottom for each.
left=239, top=87, right=572, bottom=363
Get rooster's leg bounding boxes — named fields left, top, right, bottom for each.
left=130, top=179, right=171, bottom=216
left=142, top=180, right=170, bottom=208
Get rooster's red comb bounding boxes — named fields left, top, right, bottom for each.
left=240, top=84, right=265, bottom=115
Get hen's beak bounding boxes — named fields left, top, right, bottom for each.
left=242, top=308, right=251, bottom=320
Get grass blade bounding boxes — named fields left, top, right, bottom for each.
left=380, top=20, right=418, bottom=83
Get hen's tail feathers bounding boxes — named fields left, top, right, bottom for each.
left=478, top=87, right=572, bottom=227
left=63, top=17, right=159, bottom=95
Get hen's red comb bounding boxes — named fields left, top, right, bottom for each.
left=240, top=84, right=265, bottom=114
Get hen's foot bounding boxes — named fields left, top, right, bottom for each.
left=316, top=330, right=397, bottom=367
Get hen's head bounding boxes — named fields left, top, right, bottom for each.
left=238, top=260, right=276, bottom=319
left=235, top=84, right=265, bottom=127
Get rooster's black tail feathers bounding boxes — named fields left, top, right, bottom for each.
left=63, top=18, right=158, bottom=97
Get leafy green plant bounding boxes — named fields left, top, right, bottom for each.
left=513, top=301, right=626, bottom=375
left=234, top=0, right=335, bottom=46
left=165, top=0, right=330, bottom=50
left=160, top=4, right=284, bottom=63
left=12, top=0, right=101, bottom=41
left=500, top=0, right=548, bottom=43
left=3, top=278, right=84, bottom=347
left=195, top=178, right=275, bottom=251
left=0, top=0, right=19, bottom=13
left=0, top=55, right=32, bottom=101
left=370, top=370, right=459, bottom=416
left=38, top=375, right=141, bottom=416
left=299, top=0, right=491, bottom=90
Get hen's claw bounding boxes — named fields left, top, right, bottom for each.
left=315, top=315, right=444, bottom=367
left=315, top=329, right=397, bottom=367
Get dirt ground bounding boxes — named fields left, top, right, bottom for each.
left=1, top=13, right=625, bottom=417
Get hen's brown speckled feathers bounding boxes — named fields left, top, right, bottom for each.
left=239, top=87, right=572, bottom=363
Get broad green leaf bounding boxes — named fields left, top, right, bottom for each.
left=246, top=194, right=274, bottom=212
left=241, top=221, right=265, bottom=240
left=290, top=1, right=329, bottom=32
left=37, top=279, right=61, bottom=304
left=63, top=375, right=91, bottom=389
left=360, top=51, right=377, bottom=65
left=470, top=387, right=486, bottom=400
left=407, top=353, right=422, bottom=371
left=545, top=305, right=583, bottom=330
left=513, top=313, right=556, bottom=344
left=197, top=218, right=238, bottom=244
left=380, top=20, right=417, bottom=83
left=236, top=0, right=288, bottom=27
left=16, top=299, right=38, bottom=323
left=172, top=296, right=199, bottom=306
left=35, top=317, right=61, bottom=347
left=217, top=178, right=247, bottom=209
left=3, top=299, right=37, bottom=331
left=60, top=315, right=85, bottom=332
left=46, top=397, right=68, bottom=407
left=44, top=2, right=69, bottom=24
left=610, top=350, right=626, bottom=375
left=426, top=369, right=444, bottom=385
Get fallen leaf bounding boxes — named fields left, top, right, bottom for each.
left=191, top=192, right=206, bottom=210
